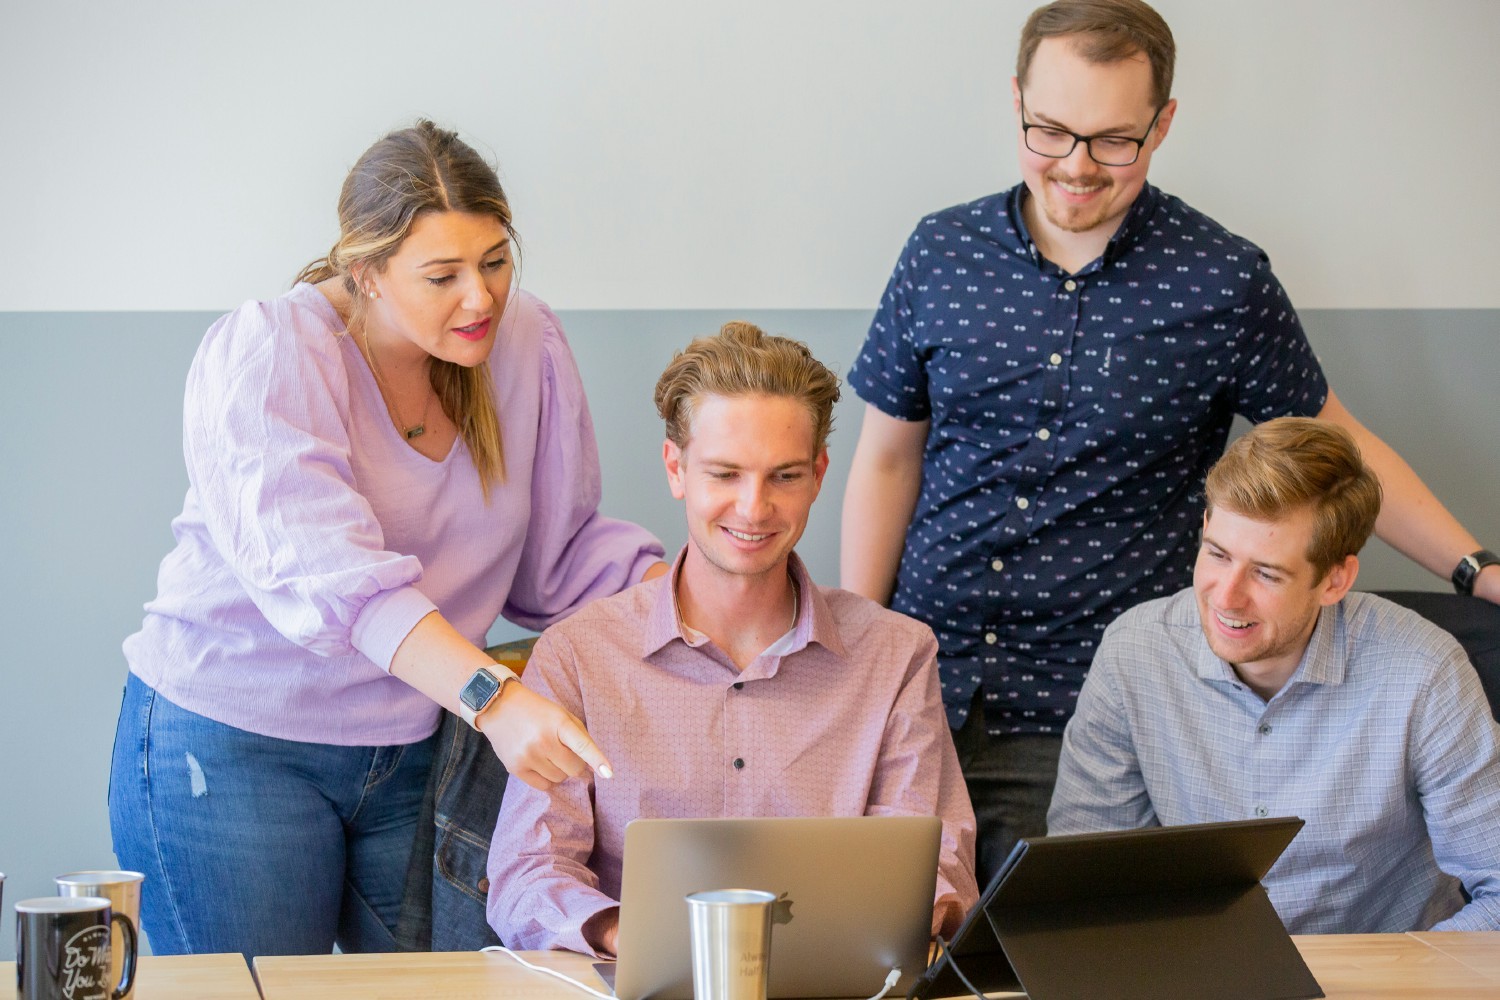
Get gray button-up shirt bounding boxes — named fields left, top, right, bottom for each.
left=1049, top=589, right=1500, bottom=933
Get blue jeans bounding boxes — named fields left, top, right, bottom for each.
left=108, top=673, right=435, bottom=958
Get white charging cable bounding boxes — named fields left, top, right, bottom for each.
left=483, top=946, right=899, bottom=1000
left=866, top=966, right=903, bottom=1000
left=481, top=946, right=615, bottom=999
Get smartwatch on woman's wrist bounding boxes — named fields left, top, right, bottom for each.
left=458, top=666, right=517, bottom=730
left=1451, top=549, right=1500, bottom=596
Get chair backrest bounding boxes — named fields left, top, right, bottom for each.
left=1373, top=591, right=1500, bottom=721
left=485, top=636, right=538, bottom=675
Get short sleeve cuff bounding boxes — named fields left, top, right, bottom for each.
left=351, top=584, right=440, bottom=672
left=847, top=367, right=932, bottom=422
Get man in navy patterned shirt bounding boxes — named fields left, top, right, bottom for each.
left=842, top=0, right=1500, bottom=886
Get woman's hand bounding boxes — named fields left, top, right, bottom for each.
left=478, top=680, right=614, bottom=790
left=389, top=611, right=612, bottom=790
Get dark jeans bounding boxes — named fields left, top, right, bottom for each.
left=950, top=692, right=1064, bottom=891
left=395, top=637, right=538, bottom=951
left=394, top=710, right=507, bottom=951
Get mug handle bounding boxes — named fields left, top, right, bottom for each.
left=110, top=912, right=138, bottom=1000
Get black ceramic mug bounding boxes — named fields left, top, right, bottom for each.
left=15, top=896, right=137, bottom=1000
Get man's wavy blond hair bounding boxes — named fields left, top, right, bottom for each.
left=1205, top=418, right=1382, bottom=579
left=654, top=322, right=841, bottom=451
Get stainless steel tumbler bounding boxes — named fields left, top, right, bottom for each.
left=685, top=889, right=777, bottom=1000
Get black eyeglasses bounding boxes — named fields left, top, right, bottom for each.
left=1019, top=92, right=1165, bottom=167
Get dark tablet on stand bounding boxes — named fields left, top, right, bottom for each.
left=910, top=817, right=1323, bottom=1000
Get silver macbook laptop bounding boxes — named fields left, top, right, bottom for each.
left=595, top=815, right=941, bottom=1000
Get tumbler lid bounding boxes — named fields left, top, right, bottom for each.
left=56, top=870, right=145, bottom=887
left=685, top=888, right=778, bottom=906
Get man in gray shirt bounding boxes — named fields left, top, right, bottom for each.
left=1048, top=417, right=1500, bottom=933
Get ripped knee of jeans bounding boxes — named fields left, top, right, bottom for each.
left=184, top=752, right=209, bottom=798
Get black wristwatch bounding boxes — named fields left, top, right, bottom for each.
left=458, top=666, right=517, bottom=730
left=1451, top=549, right=1500, bottom=596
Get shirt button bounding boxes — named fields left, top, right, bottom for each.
left=733, top=757, right=745, bottom=770
left=1037, top=428, right=1051, bottom=441
left=1064, top=279, right=1077, bottom=292
left=1254, top=805, right=1269, bottom=818
left=1258, top=723, right=1272, bottom=735
left=1016, top=497, right=1030, bottom=510
left=1049, top=353, right=1063, bottom=366
left=991, top=558, right=1005, bottom=572
left=733, top=682, right=744, bottom=691
left=984, top=632, right=998, bottom=645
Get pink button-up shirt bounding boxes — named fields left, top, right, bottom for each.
left=487, top=552, right=978, bottom=954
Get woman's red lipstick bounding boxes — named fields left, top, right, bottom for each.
left=453, top=317, right=491, bottom=341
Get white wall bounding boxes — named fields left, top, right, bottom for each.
left=3, top=0, right=1497, bottom=312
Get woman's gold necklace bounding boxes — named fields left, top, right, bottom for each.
left=360, top=326, right=433, bottom=440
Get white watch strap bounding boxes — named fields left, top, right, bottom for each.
left=459, top=665, right=518, bottom=731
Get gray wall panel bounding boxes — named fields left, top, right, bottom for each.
left=1299, top=310, right=1500, bottom=591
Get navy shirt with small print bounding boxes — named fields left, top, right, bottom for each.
left=848, top=183, right=1328, bottom=736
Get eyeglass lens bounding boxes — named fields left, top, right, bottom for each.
left=1025, top=128, right=1141, bottom=166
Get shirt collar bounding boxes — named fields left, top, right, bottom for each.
left=1102, top=182, right=1160, bottom=264
left=1288, top=602, right=1348, bottom=688
left=1195, top=600, right=1348, bottom=692
left=1007, top=181, right=1161, bottom=271
left=641, top=548, right=848, bottom=662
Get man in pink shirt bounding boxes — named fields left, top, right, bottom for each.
left=487, top=322, right=979, bottom=955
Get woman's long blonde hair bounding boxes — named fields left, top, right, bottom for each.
left=297, top=120, right=510, bottom=494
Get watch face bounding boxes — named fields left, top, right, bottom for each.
left=461, top=669, right=502, bottom=710
left=1453, top=551, right=1499, bottom=594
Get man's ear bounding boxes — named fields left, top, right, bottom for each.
left=663, top=439, right=687, bottom=500
left=813, top=448, right=830, bottom=488
left=1318, top=554, right=1359, bottom=606
left=1011, top=76, right=1023, bottom=114
left=1151, top=97, right=1179, bottom=149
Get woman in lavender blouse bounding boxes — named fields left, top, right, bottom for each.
left=108, top=121, right=664, bottom=959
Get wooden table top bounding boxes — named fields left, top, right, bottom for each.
left=253, top=932, right=1500, bottom=999
left=4, top=952, right=259, bottom=1000
left=1295, top=933, right=1500, bottom=997
left=256, top=948, right=599, bottom=1000
left=1409, top=932, right=1500, bottom=982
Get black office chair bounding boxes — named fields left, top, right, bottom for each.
left=1374, top=591, right=1500, bottom=721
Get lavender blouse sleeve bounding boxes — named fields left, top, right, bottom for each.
left=182, top=294, right=436, bottom=669
left=501, top=303, right=664, bottom=632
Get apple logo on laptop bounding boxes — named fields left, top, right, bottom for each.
left=772, top=891, right=795, bottom=926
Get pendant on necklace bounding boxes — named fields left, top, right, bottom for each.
left=404, top=425, right=426, bottom=440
